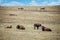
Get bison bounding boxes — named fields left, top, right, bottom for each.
left=34, top=23, right=41, bottom=30
left=6, top=25, right=12, bottom=28
left=41, top=26, right=52, bottom=31
left=16, top=25, right=25, bottom=30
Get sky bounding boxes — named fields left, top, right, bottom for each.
left=0, top=0, right=60, bottom=6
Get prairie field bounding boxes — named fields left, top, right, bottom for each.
left=0, top=6, right=60, bottom=40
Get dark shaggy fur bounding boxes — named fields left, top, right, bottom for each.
left=42, top=26, right=52, bottom=31
left=16, top=25, right=25, bottom=30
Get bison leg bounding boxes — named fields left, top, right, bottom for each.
left=37, top=27, right=39, bottom=30
left=34, top=26, right=35, bottom=29
left=34, top=26, right=37, bottom=30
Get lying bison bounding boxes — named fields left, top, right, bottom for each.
left=41, top=26, right=52, bottom=31
left=16, top=25, right=25, bottom=30
left=9, top=14, right=17, bottom=16
left=6, top=25, right=12, bottom=28
left=34, top=23, right=41, bottom=30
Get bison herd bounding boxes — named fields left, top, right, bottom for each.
left=6, top=23, right=52, bottom=32
left=34, top=24, right=52, bottom=31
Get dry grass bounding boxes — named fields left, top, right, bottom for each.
left=0, top=7, right=60, bottom=40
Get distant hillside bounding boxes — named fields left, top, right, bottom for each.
left=0, top=6, right=60, bottom=12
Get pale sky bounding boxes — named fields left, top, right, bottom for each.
left=0, top=0, right=60, bottom=6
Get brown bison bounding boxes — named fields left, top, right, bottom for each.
left=9, top=14, right=17, bottom=16
left=16, top=25, right=25, bottom=30
left=41, top=26, right=52, bottom=31
left=34, top=23, right=41, bottom=30
left=6, top=25, right=12, bottom=28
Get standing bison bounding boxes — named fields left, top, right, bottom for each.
left=41, top=26, right=52, bottom=31
left=16, top=25, right=25, bottom=30
left=34, top=23, right=41, bottom=30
